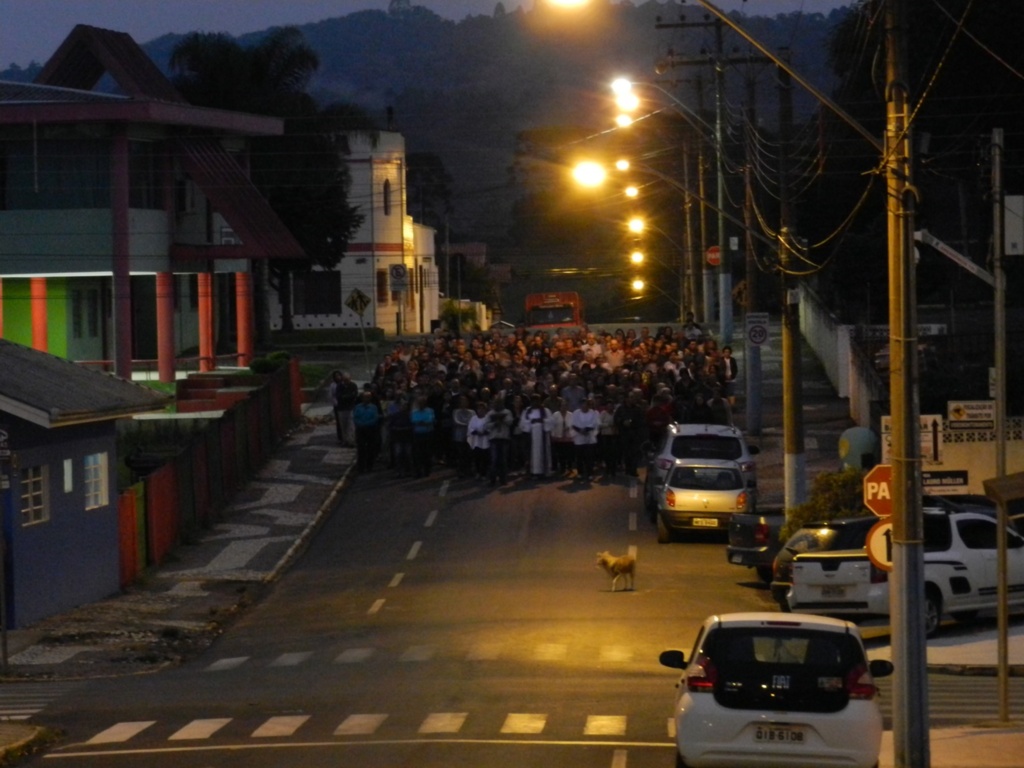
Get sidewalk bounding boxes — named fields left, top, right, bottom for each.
left=1, top=330, right=1021, bottom=764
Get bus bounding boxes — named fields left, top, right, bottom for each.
left=524, top=292, right=584, bottom=329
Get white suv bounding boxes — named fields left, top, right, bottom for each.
left=789, top=507, right=1024, bottom=635
left=643, top=423, right=759, bottom=517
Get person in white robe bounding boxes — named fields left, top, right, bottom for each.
left=519, top=393, right=553, bottom=478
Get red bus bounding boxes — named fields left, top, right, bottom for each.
left=524, top=292, right=584, bottom=329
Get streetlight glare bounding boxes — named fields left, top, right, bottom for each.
left=615, top=92, right=640, bottom=112
left=630, top=250, right=644, bottom=264
left=631, top=278, right=645, bottom=291
left=615, top=114, right=633, bottom=128
left=547, top=0, right=591, bottom=7
left=572, top=161, right=606, bottom=187
left=610, top=77, right=632, bottom=95
left=628, top=217, right=644, bottom=233
left=625, top=185, right=638, bottom=198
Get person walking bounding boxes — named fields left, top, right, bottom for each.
left=387, top=396, right=413, bottom=477
left=467, top=401, right=491, bottom=479
left=451, top=395, right=475, bottom=478
left=485, top=398, right=513, bottom=486
left=352, top=390, right=381, bottom=472
left=615, top=389, right=648, bottom=477
left=519, top=393, right=553, bottom=479
left=571, top=397, right=600, bottom=482
left=410, top=395, right=436, bottom=478
left=330, top=370, right=359, bottom=446
left=550, top=398, right=575, bottom=477
left=596, top=393, right=621, bottom=478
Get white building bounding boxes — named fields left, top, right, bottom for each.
left=269, top=131, right=439, bottom=335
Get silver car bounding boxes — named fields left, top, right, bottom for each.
left=655, top=459, right=754, bottom=543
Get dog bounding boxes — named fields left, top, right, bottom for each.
left=596, top=551, right=635, bottom=592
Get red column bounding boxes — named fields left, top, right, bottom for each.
left=235, top=271, right=254, bottom=367
left=198, top=272, right=214, bottom=372
left=0, top=277, right=4, bottom=337
left=156, top=272, right=175, bottom=383
left=30, top=277, right=47, bottom=352
left=111, top=128, right=133, bottom=378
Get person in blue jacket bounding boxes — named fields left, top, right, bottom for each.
left=410, top=395, right=436, bottom=478
left=352, top=390, right=382, bottom=472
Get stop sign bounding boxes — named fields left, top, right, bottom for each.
left=706, top=245, right=721, bottom=266
left=863, top=464, right=893, bottom=517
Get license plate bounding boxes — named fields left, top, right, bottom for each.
left=821, top=585, right=846, bottom=598
left=754, top=725, right=805, bottom=744
left=693, top=518, right=719, bottom=527
left=730, top=553, right=743, bottom=563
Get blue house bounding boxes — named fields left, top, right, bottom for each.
left=0, top=338, right=169, bottom=628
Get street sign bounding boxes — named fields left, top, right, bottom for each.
left=345, top=288, right=372, bottom=317
left=705, top=245, right=721, bottom=266
left=863, top=463, right=893, bottom=517
left=866, top=518, right=894, bottom=572
left=389, top=263, right=409, bottom=291
left=746, top=312, right=769, bottom=346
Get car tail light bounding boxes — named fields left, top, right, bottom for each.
left=870, top=564, right=889, bottom=584
left=666, top=489, right=676, bottom=508
left=735, top=491, right=749, bottom=510
left=753, top=522, right=770, bottom=546
left=686, top=654, right=718, bottom=692
left=845, top=662, right=878, bottom=700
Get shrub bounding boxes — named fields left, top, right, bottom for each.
left=780, top=466, right=868, bottom=540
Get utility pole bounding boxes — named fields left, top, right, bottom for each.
left=743, top=73, right=762, bottom=436
left=778, top=58, right=806, bottom=507
left=682, top=136, right=700, bottom=320
left=885, top=0, right=928, bottom=765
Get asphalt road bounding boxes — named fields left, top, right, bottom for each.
left=30, top=464, right=777, bottom=767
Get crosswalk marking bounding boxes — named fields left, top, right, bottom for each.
left=86, top=721, right=156, bottom=745
left=335, top=714, right=388, bottom=735
left=206, top=656, right=248, bottom=671
left=400, top=645, right=435, bottom=662
left=501, top=713, right=546, bottom=734
left=418, top=712, right=467, bottom=734
left=251, top=715, right=310, bottom=738
left=0, top=681, right=82, bottom=720
left=584, top=715, right=627, bottom=736
left=335, top=647, right=374, bottom=663
left=270, top=652, right=312, bottom=667
left=168, top=718, right=232, bottom=740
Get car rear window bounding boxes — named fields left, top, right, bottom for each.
left=704, top=627, right=865, bottom=713
left=668, top=466, right=742, bottom=491
left=671, top=435, right=743, bottom=461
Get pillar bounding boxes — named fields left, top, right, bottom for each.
left=30, top=277, right=47, bottom=352
left=235, top=271, right=254, bottom=367
left=198, top=272, right=214, bottom=372
left=156, top=272, right=175, bottom=383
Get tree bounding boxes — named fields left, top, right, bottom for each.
left=170, top=28, right=367, bottom=336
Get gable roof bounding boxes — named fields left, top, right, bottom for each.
left=35, top=24, right=186, bottom=103
left=0, top=339, right=171, bottom=428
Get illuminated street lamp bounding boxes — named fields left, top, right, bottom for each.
left=627, top=217, right=645, bottom=234
left=572, top=161, right=606, bottom=187
left=630, top=249, right=644, bottom=264
left=631, top=277, right=645, bottom=291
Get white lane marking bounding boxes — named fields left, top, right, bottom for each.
left=367, top=599, right=385, bottom=615
left=270, top=652, right=312, bottom=667
left=206, top=657, right=248, bottom=672
left=584, top=715, right=627, bottom=736
left=599, top=646, right=633, bottom=663
left=406, top=541, right=422, bottom=560
left=466, top=643, right=502, bottom=660
left=399, top=645, right=436, bottom=662
left=335, top=648, right=374, bottom=663
left=388, top=573, right=404, bottom=587
left=168, top=718, right=232, bottom=740
left=611, top=748, right=628, bottom=768
left=667, top=717, right=676, bottom=738
left=534, top=644, right=567, bottom=661
left=628, top=545, right=637, bottom=559
left=439, top=480, right=450, bottom=497
left=628, top=512, right=637, bottom=531
left=86, top=721, right=156, bottom=744
left=252, top=715, right=310, bottom=738
left=335, top=714, right=388, bottom=735
left=501, top=713, right=546, bottom=734
left=424, top=510, right=438, bottom=527
left=628, top=480, right=638, bottom=498
left=418, top=712, right=467, bottom=734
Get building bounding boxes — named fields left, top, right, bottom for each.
left=0, top=25, right=305, bottom=382
left=272, top=131, right=440, bottom=336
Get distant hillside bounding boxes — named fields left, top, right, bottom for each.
left=2, top=2, right=847, bottom=246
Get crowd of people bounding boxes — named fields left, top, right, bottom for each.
left=329, top=314, right=740, bottom=485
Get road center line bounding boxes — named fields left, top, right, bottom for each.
left=407, top=541, right=422, bottom=560
left=424, top=510, right=438, bottom=527
left=439, top=480, right=450, bottom=497
left=628, top=512, right=637, bottom=531
left=367, top=599, right=385, bottom=615
left=389, top=573, right=404, bottom=587
left=611, top=748, right=628, bottom=768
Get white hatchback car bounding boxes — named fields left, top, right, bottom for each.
left=655, top=459, right=754, bottom=543
left=660, top=612, right=893, bottom=768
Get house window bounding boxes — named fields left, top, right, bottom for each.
left=383, top=179, right=392, bottom=216
left=84, top=452, right=109, bottom=510
left=376, top=269, right=389, bottom=305
left=129, top=140, right=160, bottom=209
left=20, top=465, right=49, bottom=526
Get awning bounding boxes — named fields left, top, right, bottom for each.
left=175, top=136, right=305, bottom=261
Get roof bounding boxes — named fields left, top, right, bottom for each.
left=0, top=339, right=171, bottom=428
left=0, top=80, right=129, bottom=105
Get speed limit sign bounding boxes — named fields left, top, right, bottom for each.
left=746, top=312, right=769, bottom=346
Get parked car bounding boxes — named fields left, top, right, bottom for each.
left=727, top=506, right=785, bottom=583
left=654, top=459, right=754, bottom=543
left=643, top=423, right=759, bottom=518
left=789, top=506, right=1024, bottom=636
left=660, top=612, right=893, bottom=768
left=771, top=516, right=877, bottom=610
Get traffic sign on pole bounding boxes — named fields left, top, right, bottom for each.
left=866, top=519, right=894, bottom=572
left=705, top=245, right=721, bottom=266
left=863, top=463, right=893, bottom=517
